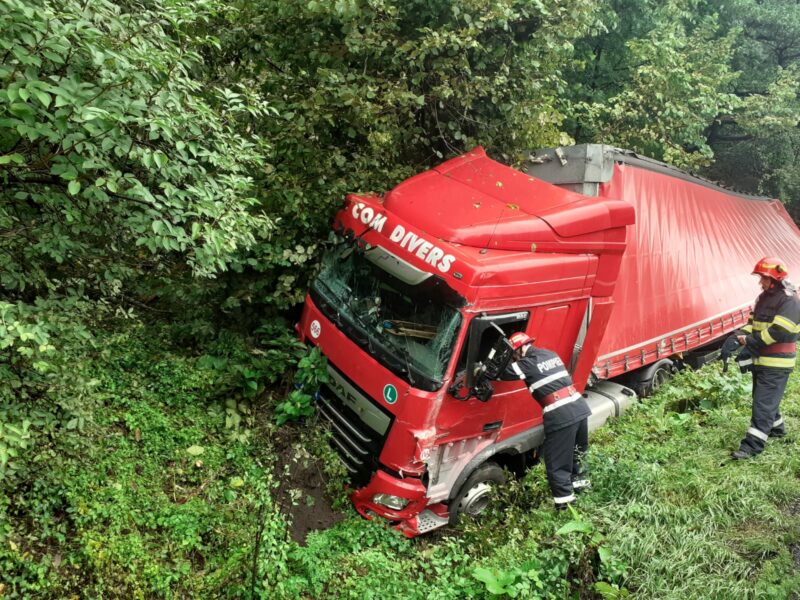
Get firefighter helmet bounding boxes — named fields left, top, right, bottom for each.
left=752, top=257, right=789, bottom=281
left=508, top=332, right=534, bottom=350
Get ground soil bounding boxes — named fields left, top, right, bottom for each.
left=271, top=425, right=347, bottom=544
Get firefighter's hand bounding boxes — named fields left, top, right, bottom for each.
left=737, top=335, right=746, bottom=346
left=472, top=362, right=486, bottom=378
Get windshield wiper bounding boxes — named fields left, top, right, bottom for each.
left=378, top=349, right=409, bottom=375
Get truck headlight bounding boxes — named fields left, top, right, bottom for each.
left=372, top=493, right=409, bottom=510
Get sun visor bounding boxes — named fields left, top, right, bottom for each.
left=364, top=245, right=433, bottom=285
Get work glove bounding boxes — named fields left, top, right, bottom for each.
left=720, top=334, right=741, bottom=373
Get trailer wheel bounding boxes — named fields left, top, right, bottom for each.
left=636, top=358, right=674, bottom=397
left=449, top=462, right=507, bottom=525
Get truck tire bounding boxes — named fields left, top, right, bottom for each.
left=449, top=461, right=507, bottom=525
left=634, top=358, right=674, bottom=397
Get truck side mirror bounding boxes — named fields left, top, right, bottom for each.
left=468, top=332, right=515, bottom=402
left=481, top=334, right=515, bottom=380
left=457, top=311, right=529, bottom=399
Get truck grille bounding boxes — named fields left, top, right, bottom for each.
left=316, top=366, right=393, bottom=487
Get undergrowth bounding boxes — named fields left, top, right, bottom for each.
left=1, top=325, right=798, bottom=599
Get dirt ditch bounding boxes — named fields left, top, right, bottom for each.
left=271, top=425, right=347, bottom=544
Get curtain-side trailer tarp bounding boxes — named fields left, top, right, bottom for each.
left=593, top=161, right=800, bottom=378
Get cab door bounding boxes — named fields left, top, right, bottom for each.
left=498, top=299, right=589, bottom=440
left=438, top=311, right=533, bottom=438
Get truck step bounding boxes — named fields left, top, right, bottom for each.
left=416, top=509, right=449, bottom=534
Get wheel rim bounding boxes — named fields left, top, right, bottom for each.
left=458, top=482, right=493, bottom=516
left=652, top=367, right=670, bottom=390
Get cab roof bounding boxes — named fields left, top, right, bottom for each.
left=382, top=147, right=633, bottom=250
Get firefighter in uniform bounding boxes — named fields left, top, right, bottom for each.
left=731, top=257, right=800, bottom=459
left=499, top=332, right=592, bottom=508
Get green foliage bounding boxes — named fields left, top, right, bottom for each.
left=703, top=0, right=800, bottom=215
left=657, top=362, right=752, bottom=412
left=199, top=324, right=306, bottom=399
left=0, top=0, right=278, bottom=451
left=0, top=0, right=275, bottom=288
left=471, top=553, right=574, bottom=599
left=2, top=325, right=799, bottom=599
left=274, top=347, right=328, bottom=426
left=0, top=326, right=294, bottom=599
left=274, top=389, right=316, bottom=426
left=0, top=419, right=30, bottom=481
left=594, top=581, right=631, bottom=599
left=2, top=1, right=800, bottom=599
left=564, top=0, right=740, bottom=168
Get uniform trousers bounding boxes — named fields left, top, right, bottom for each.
left=739, top=367, right=791, bottom=454
left=542, top=417, right=588, bottom=503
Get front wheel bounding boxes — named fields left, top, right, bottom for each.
left=449, top=461, right=507, bottom=525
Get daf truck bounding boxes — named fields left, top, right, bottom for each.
left=296, top=144, right=800, bottom=537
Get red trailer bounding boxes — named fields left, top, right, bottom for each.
left=297, top=145, right=800, bottom=536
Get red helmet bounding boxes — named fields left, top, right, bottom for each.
left=509, top=332, right=534, bottom=350
left=752, top=257, right=789, bottom=281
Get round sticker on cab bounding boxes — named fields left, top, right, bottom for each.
left=309, top=320, right=321, bottom=339
left=383, top=384, right=398, bottom=405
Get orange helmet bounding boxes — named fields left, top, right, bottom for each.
left=509, top=332, right=534, bottom=350
left=752, top=257, right=789, bottom=281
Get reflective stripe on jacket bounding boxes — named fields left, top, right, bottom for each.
left=744, top=281, right=800, bottom=369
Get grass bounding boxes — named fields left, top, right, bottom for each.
left=579, top=367, right=800, bottom=599
left=1, top=325, right=799, bottom=599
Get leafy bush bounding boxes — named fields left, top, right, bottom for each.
left=0, top=0, right=275, bottom=288
left=657, top=362, right=752, bottom=412
left=274, top=347, right=329, bottom=426
left=0, top=0, right=279, bottom=477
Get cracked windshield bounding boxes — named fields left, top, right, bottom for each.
left=312, top=239, right=463, bottom=386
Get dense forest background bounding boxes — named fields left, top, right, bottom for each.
left=2, top=1, right=800, bottom=598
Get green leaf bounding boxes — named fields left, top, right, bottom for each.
left=58, top=166, right=78, bottom=181
left=556, top=519, right=594, bottom=535
left=186, top=445, right=205, bottom=456
left=68, top=180, right=81, bottom=195
left=472, top=567, right=498, bottom=584
left=0, top=153, right=24, bottom=165
left=34, top=90, right=52, bottom=108
left=9, top=103, right=35, bottom=119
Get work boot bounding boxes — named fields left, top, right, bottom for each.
left=572, top=479, right=592, bottom=494
left=553, top=493, right=576, bottom=510
left=731, top=449, right=756, bottom=460
left=769, top=429, right=786, bottom=439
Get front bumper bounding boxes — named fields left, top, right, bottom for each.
left=351, top=470, right=449, bottom=537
